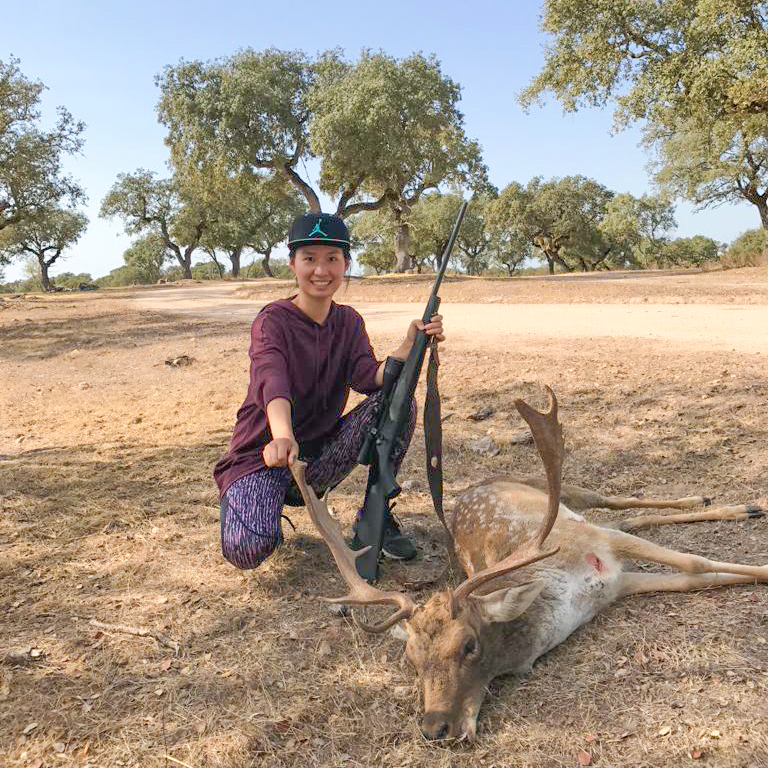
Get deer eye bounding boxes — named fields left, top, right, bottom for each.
left=461, top=638, right=478, bottom=658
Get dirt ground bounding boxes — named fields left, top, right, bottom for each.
left=2, top=267, right=768, bottom=768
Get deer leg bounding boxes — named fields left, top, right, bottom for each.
left=504, top=476, right=708, bottom=511
left=607, top=528, right=768, bottom=581
left=563, top=486, right=709, bottom=512
left=619, top=571, right=759, bottom=598
left=607, top=503, right=765, bottom=532
left=523, top=479, right=709, bottom=512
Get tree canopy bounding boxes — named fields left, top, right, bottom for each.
left=156, top=48, right=486, bottom=271
left=195, top=172, right=305, bottom=277
left=0, top=57, right=84, bottom=233
left=598, top=193, right=676, bottom=268
left=521, top=1, right=768, bottom=128
left=100, top=170, right=207, bottom=279
left=521, top=1, right=768, bottom=228
left=490, top=176, right=616, bottom=273
left=0, top=205, right=87, bottom=290
left=122, top=231, right=169, bottom=284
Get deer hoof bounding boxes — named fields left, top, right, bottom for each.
left=326, top=603, right=351, bottom=616
left=746, top=504, right=765, bottom=517
left=703, top=497, right=712, bottom=506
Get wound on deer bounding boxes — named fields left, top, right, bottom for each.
left=586, top=552, right=604, bottom=572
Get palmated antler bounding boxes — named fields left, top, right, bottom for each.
left=451, top=386, right=564, bottom=606
left=289, top=461, right=418, bottom=633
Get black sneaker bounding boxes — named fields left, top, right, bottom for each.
left=381, top=512, right=417, bottom=561
left=350, top=509, right=417, bottom=561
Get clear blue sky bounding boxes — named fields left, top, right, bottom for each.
left=2, top=0, right=758, bottom=280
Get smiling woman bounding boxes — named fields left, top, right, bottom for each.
left=288, top=215, right=349, bottom=313
left=213, top=211, right=446, bottom=571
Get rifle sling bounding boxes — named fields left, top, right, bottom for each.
left=424, top=340, right=459, bottom=575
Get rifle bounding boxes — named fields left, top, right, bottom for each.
left=355, top=200, right=468, bottom=580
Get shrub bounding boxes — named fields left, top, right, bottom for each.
left=722, top=228, right=768, bottom=268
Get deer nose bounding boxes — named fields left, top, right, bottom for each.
left=421, top=711, right=452, bottom=740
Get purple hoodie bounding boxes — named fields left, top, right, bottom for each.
left=213, top=298, right=381, bottom=496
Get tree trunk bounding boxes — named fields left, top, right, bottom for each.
left=38, top=255, right=53, bottom=291
left=181, top=246, right=194, bottom=279
left=204, top=248, right=225, bottom=278
left=261, top=247, right=274, bottom=278
left=552, top=250, right=573, bottom=272
left=394, top=222, right=412, bottom=272
left=758, top=199, right=768, bottom=229
left=229, top=247, right=242, bottom=279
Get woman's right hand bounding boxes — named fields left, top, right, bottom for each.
left=263, top=437, right=299, bottom=467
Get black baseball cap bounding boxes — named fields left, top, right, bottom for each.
left=288, top=213, right=350, bottom=251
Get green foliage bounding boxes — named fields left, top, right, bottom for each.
left=0, top=255, right=42, bottom=292
left=357, top=246, right=396, bottom=276
left=161, top=265, right=186, bottom=281
left=157, top=49, right=320, bottom=208
left=522, top=2, right=768, bottom=228
left=195, top=172, right=305, bottom=277
left=244, top=256, right=292, bottom=279
left=489, top=176, right=615, bottom=273
left=454, top=194, right=498, bottom=275
left=96, top=231, right=173, bottom=287
left=310, top=52, right=487, bottom=214
left=96, top=265, right=139, bottom=288
left=191, top=260, right=224, bottom=279
left=351, top=208, right=398, bottom=274
left=484, top=194, right=533, bottom=276
left=50, top=271, right=94, bottom=289
left=522, top=1, right=768, bottom=128
left=353, top=193, right=474, bottom=274
left=352, top=191, right=522, bottom=276
left=100, top=170, right=207, bottom=278
left=122, top=231, right=168, bottom=284
left=660, top=235, right=722, bottom=267
left=157, top=48, right=486, bottom=271
left=1, top=57, right=85, bottom=233
left=599, top=193, right=676, bottom=268
left=651, top=121, right=768, bottom=226
left=723, top=228, right=768, bottom=267
left=407, top=192, right=467, bottom=272
left=0, top=205, right=88, bottom=289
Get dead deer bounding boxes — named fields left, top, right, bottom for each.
left=289, top=387, right=766, bottom=742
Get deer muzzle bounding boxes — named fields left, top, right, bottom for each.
left=419, top=674, right=485, bottom=742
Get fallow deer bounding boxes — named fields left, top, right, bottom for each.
left=289, top=387, right=767, bottom=741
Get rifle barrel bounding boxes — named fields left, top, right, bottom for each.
left=428, top=200, right=469, bottom=301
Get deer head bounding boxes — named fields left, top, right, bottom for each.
left=290, top=387, right=563, bottom=741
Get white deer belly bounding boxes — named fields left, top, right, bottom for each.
left=521, top=565, right=622, bottom=669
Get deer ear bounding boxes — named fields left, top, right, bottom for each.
left=389, top=622, right=409, bottom=642
left=474, top=581, right=545, bottom=623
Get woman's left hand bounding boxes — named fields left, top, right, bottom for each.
left=400, top=313, right=445, bottom=356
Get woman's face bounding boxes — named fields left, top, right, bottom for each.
left=291, top=245, right=347, bottom=299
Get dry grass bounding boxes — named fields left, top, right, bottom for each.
left=2, top=272, right=768, bottom=767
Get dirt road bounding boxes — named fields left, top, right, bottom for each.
left=127, top=282, right=768, bottom=354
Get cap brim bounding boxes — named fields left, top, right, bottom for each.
left=288, top=238, right=350, bottom=249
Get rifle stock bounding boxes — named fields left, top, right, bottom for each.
left=354, top=201, right=468, bottom=580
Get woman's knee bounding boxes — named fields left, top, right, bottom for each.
left=219, top=481, right=284, bottom=569
left=222, top=533, right=281, bottom=570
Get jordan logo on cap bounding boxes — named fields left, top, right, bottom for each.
left=308, top=220, right=328, bottom=238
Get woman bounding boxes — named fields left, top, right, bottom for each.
left=214, top=212, right=445, bottom=569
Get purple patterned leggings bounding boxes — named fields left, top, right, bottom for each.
left=221, top=391, right=417, bottom=569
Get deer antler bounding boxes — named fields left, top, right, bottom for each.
left=452, top=386, right=564, bottom=604
left=289, top=461, right=418, bottom=633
